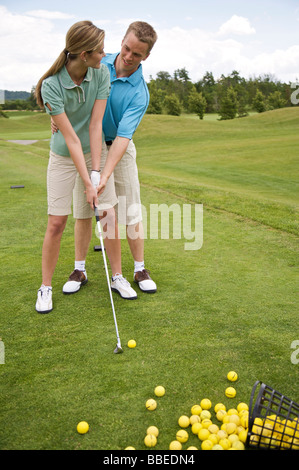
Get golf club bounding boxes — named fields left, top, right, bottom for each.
left=94, top=206, right=123, bottom=354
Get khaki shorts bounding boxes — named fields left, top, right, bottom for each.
left=111, top=140, right=142, bottom=226
left=47, top=148, right=117, bottom=217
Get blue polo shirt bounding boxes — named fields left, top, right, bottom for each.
left=41, top=64, right=110, bottom=156
left=101, top=53, right=149, bottom=141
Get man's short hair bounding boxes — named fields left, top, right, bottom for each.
left=124, top=21, right=158, bottom=53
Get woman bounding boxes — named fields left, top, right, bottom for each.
left=35, top=20, right=118, bottom=313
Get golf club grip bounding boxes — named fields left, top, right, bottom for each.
left=94, top=205, right=100, bottom=222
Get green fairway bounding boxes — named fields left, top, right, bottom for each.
left=0, top=109, right=298, bottom=450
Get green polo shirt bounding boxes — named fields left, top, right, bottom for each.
left=41, top=64, right=110, bottom=156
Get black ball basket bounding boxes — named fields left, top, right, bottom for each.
left=247, top=381, right=299, bottom=450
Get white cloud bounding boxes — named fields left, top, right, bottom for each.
left=146, top=25, right=298, bottom=84
left=0, top=6, right=298, bottom=92
left=147, top=27, right=246, bottom=82
left=25, top=10, right=76, bottom=20
left=249, top=45, right=299, bottom=81
left=217, top=15, right=256, bottom=36
left=0, top=6, right=65, bottom=90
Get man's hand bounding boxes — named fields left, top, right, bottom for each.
left=51, top=117, right=59, bottom=134
left=96, top=173, right=108, bottom=196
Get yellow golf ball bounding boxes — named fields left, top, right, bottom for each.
left=128, top=339, right=136, bottom=348
left=216, top=409, right=227, bottom=422
left=214, top=403, right=226, bottom=413
left=200, top=410, right=212, bottom=420
left=144, top=434, right=157, bottom=447
left=219, top=438, right=231, bottom=450
left=226, top=422, right=237, bottom=435
left=201, top=418, right=212, bottom=429
left=190, top=414, right=201, bottom=425
left=146, top=399, right=157, bottom=411
left=237, top=402, right=249, bottom=413
left=169, top=440, right=182, bottom=450
left=147, top=426, right=159, bottom=437
left=77, top=421, right=89, bottom=434
left=191, top=404, right=202, bottom=415
left=200, top=398, right=212, bottom=410
left=232, top=440, right=245, bottom=450
left=198, top=428, right=210, bottom=441
left=201, top=439, right=213, bottom=450
left=176, top=429, right=189, bottom=443
left=208, top=424, right=220, bottom=434
left=154, top=385, right=165, bottom=397
left=225, top=387, right=236, bottom=398
left=227, top=371, right=238, bottom=382
left=125, top=446, right=136, bottom=450
left=238, top=430, right=248, bottom=443
left=192, top=422, right=203, bottom=434
left=178, top=415, right=190, bottom=428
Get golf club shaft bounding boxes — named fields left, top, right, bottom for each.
left=94, top=207, right=122, bottom=349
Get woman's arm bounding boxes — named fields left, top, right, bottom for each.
left=89, top=99, right=107, bottom=172
left=51, top=112, right=97, bottom=209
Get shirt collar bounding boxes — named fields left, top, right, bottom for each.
left=58, top=65, right=93, bottom=89
left=105, top=53, right=143, bottom=87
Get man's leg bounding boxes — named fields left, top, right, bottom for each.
left=112, top=140, right=157, bottom=294
left=127, top=221, right=157, bottom=293
left=75, top=218, right=92, bottom=261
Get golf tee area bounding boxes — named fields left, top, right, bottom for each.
left=0, top=108, right=298, bottom=451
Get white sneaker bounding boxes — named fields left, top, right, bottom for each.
left=63, top=270, right=88, bottom=294
left=111, top=274, right=137, bottom=300
left=134, top=269, right=157, bottom=293
left=36, top=286, right=53, bottom=314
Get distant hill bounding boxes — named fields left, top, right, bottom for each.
left=4, top=90, right=31, bottom=101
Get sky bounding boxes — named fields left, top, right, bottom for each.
left=1, top=0, right=299, bottom=92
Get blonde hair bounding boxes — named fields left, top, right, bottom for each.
left=35, top=21, right=105, bottom=108
left=124, top=21, right=158, bottom=54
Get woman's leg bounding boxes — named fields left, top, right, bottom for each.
left=42, top=215, right=68, bottom=286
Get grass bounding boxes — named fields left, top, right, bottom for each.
left=0, top=109, right=298, bottom=450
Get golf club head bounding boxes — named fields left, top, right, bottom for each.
left=114, top=344, right=123, bottom=354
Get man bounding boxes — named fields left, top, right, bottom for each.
left=63, top=21, right=158, bottom=299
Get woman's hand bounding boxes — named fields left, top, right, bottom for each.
left=85, top=182, right=98, bottom=210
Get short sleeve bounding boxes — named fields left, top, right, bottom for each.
left=41, top=80, right=65, bottom=116
left=117, top=92, right=148, bottom=139
left=96, top=64, right=111, bottom=100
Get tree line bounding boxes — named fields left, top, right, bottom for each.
left=1, top=68, right=297, bottom=120
left=147, top=69, right=296, bottom=119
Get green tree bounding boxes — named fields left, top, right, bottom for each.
left=195, top=71, right=217, bottom=113
left=173, top=68, right=193, bottom=110
left=164, top=93, right=182, bottom=116
left=218, top=87, right=238, bottom=120
left=252, top=90, right=267, bottom=113
left=0, top=105, right=9, bottom=118
left=147, top=81, right=164, bottom=114
left=268, top=91, right=287, bottom=110
left=188, top=89, right=207, bottom=119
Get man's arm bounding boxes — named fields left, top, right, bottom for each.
left=97, top=136, right=130, bottom=195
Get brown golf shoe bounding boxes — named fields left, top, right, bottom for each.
left=134, top=269, right=157, bottom=293
left=62, top=269, right=88, bottom=294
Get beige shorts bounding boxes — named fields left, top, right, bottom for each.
left=111, top=140, right=142, bottom=226
left=47, top=148, right=117, bottom=218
